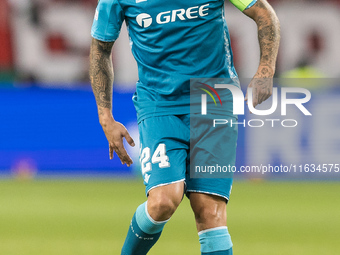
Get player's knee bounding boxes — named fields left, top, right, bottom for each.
left=190, top=193, right=227, bottom=225
left=194, top=204, right=223, bottom=224
left=191, top=197, right=226, bottom=228
left=147, top=192, right=182, bottom=221
left=149, top=197, right=177, bottom=220
left=147, top=182, right=184, bottom=221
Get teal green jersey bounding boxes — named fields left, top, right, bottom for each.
left=91, top=0, right=257, bottom=121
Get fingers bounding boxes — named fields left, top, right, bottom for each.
left=257, top=87, right=272, bottom=105
left=104, top=122, right=134, bottom=166
left=124, top=132, right=135, bottom=147
left=246, top=85, right=258, bottom=110
left=257, top=88, right=267, bottom=105
left=116, top=143, right=133, bottom=166
left=252, top=93, right=258, bottom=108
left=109, top=140, right=133, bottom=167
left=116, top=131, right=135, bottom=166
left=109, top=145, right=114, bottom=160
left=257, top=95, right=266, bottom=105
left=246, top=78, right=273, bottom=109
left=254, top=91, right=269, bottom=106
left=245, top=82, right=252, bottom=103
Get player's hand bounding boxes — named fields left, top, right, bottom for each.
left=100, top=115, right=135, bottom=166
left=245, top=66, right=274, bottom=109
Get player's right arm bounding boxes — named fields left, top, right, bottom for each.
left=89, top=38, right=135, bottom=166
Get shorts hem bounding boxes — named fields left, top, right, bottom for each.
left=146, top=178, right=186, bottom=196
left=186, top=189, right=229, bottom=202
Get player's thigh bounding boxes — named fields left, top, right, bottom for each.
left=138, top=115, right=189, bottom=197
left=186, top=113, right=237, bottom=201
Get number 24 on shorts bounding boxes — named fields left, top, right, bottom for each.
left=140, top=143, right=170, bottom=174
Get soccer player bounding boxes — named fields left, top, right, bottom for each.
left=89, top=0, right=280, bottom=254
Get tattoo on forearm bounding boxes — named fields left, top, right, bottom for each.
left=253, top=0, right=281, bottom=77
left=89, top=39, right=114, bottom=111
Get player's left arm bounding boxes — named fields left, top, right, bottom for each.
left=243, top=0, right=281, bottom=107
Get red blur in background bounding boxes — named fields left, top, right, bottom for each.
left=0, top=0, right=13, bottom=69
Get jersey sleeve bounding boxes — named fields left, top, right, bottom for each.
left=229, top=0, right=258, bottom=12
left=91, top=0, right=124, bottom=42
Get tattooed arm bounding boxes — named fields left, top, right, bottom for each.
left=89, top=38, right=135, bottom=166
left=243, top=0, right=281, bottom=107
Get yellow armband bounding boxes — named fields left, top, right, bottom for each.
left=229, top=0, right=257, bottom=11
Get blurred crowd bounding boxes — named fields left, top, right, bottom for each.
left=1, top=0, right=340, bottom=88
left=0, top=0, right=98, bottom=85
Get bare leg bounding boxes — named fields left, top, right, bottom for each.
left=190, top=193, right=233, bottom=255
left=121, top=181, right=184, bottom=255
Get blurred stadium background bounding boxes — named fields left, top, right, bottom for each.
left=0, top=0, right=339, bottom=254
